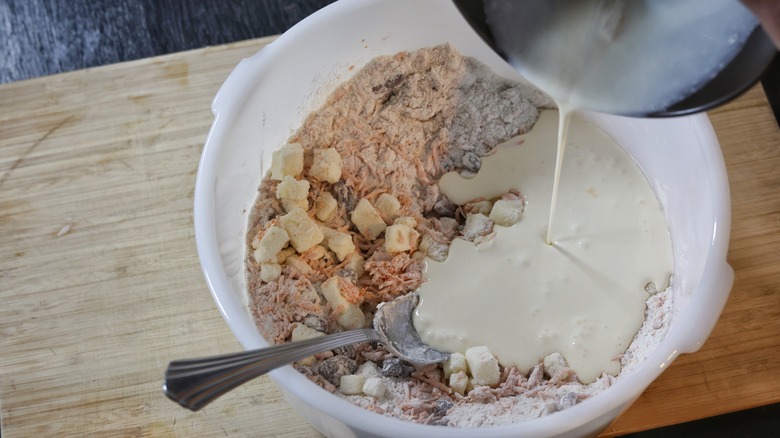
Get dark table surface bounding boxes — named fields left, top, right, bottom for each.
left=1, top=1, right=778, bottom=437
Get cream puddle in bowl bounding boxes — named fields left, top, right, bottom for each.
left=414, top=110, right=673, bottom=383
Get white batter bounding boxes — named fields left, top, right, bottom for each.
left=413, top=110, right=673, bottom=383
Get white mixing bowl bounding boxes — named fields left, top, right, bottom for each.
left=193, top=0, right=734, bottom=436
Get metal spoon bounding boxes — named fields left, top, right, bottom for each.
left=162, top=292, right=448, bottom=411
left=453, top=0, right=777, bottom=117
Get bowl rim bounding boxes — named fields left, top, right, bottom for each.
left=194, top=0, right=734, bottom=435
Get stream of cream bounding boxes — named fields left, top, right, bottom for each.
left=545, top=104, right=573, bottom=245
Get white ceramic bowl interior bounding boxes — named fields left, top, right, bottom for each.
left=194, top=0, right=734, bottom=436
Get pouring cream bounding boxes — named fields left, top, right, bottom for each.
left=485, top=0, right=760, bottom=116
left=412, top=0, right=756, bottom=382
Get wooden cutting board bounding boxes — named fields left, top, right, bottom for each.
left=1, top=36, right=779, bottom=437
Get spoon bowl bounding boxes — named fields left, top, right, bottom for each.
left=163, top=292, right=448, bottom=411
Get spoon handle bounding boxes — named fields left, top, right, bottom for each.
left=163, top=328, right=381, bottom=411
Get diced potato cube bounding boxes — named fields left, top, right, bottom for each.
left=253, top=226, right=290, bottom=263
left=296, top=356, right=318, bottom=368
left=335, top=304, right=364, bottom=331
left=393, top=216, right=417, bottom=228
left=346, top=253, right=365, bottom=277
left=473, top=232, right=496, bottom=248
left=310, top=148, right=342, bottom=183
left=543, top=352, right=569, bottom=378
left=462, top=213, right=493, bottom=242
left=326, top=231, right=356, bottom=262
left=285, top=255, right=314, bottom=276
left=321, top=276, right=355, bottom=307
left=362, top=377, right=386, bottom=398
left=351, top=199, right=386, bottom=240
left=315, top=192, right=338, bottom=222
left=270, top=143, right=304, bottom=180
left=465, top=346, right=500, bottom=386
left=449, top=371, right=469, bottom=395
left=291, top=324, right=326, bottom=342
left=277, top=176, right=309, bottom=212
left=281, top=198, right=308, bottom=213
left=419, top=233, right=449, bottom=262
left=384, top=223, right=420, bottom=253
left=489, top=198, right=525, bottom=227
left=443, top=352, right=468, bottom=378
left=276, top=175, right=310, bottom=200
left=468, top=200, right=493, bottom=215
left=291, top=324, right=325, bottom=366
left=466, top=378, right=479, bottom=394
left=439, top=217, right=459, bottom=239
left=321, top=277, right=365, bottom=330
left=374, top=193, right=401, bottom=223
left=279, top=208, right=324, bottom=253
left=358, top=361, right=380, bottom=378
left=305, top=245, right=328, bottom=260
left=339, top=374, right=366, bottom=395
left=276, top=247, right=296, bottom=264
left=259, top=263, right=282, bottom=283
left=318, top=224, right=337, bottom=242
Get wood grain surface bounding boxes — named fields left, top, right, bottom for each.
left=605, top=81, right=780, bottom=436
left=1, top=36, right=779, bottom=437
